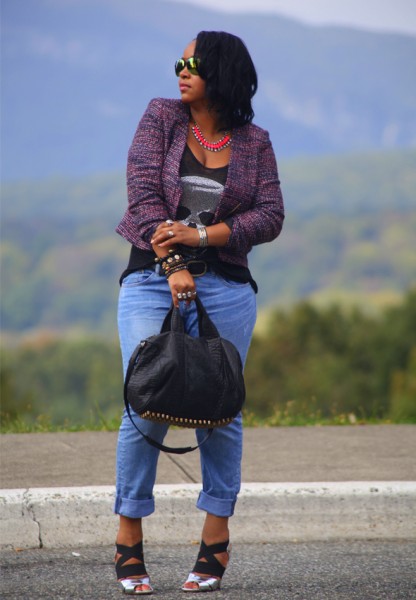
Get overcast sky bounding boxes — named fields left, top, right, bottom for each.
left=166, top=0, right=416, bottom=36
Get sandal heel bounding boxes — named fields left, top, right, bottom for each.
left=181, top=540, right=230, bottom=593
left=115, top=541, right=153, bottom=595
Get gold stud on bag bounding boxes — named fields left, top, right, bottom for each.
left=124, top=297, right=245, bottom=454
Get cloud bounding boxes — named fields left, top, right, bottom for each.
left=165, top=0, right=416, bottom=35
left=94, top=100, right=129, bottom=119
left=3, top=24, right=103, bottom=68
left=30, top=33, right=83, bottom=62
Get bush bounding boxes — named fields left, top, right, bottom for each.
left=1, top=289, right=415, bottom=431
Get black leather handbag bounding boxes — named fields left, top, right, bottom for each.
left=124, top=296, right=245, bottom=454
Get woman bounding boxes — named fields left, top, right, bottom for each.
left=114, top=31, right=284, bottom=594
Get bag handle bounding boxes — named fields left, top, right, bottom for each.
left=195, top=296, right=219, bottom=338
left=160, top=304, right=184, bottom=334
left=161, top=296, right=219, bottom=338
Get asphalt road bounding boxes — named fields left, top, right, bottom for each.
left=1, top=541, right=415, bottom=599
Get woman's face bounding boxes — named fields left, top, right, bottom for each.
left=178, top=41, right=206, bottom=106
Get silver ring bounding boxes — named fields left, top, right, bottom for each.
left=168, top=230, right=174, bottom=237
left=166, top=219, right=174, bottom=225
left=187, top=291, right=193, bottom=298
left=177, top=292, right=183, bottom=299
left=192, top=291, right=197, bottom=296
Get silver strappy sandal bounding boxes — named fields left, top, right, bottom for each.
left=119, top=578, right=153, bottom=595
left=115, top=541, right=153, bottom=595
left=182, top=540, right=230, bottom=593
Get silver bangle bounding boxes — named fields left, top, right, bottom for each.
left=198, top=227, right=208, bottom=247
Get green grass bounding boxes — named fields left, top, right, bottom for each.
left=1, top=411, right=413, bottom=434
left=0, top=412, right=122, bottom=434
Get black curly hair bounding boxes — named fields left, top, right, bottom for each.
left=194, top=31, right=258, bottom=130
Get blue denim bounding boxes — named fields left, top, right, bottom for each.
left=114, top=268, right=256, bottom=519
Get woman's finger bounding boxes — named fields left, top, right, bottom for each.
left=176, top=290, right=197, bottom=302
left=151, top=220, right=176, bottom=244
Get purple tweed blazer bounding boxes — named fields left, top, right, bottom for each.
left=116, top=98, right=284, bottom=268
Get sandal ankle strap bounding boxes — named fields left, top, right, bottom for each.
left=197, top=540, right=229, bottom=558
left=192, top=539, right=230, bottom=579
left=115, top=541, right=148, bottom=580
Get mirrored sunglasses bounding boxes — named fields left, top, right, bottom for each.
left=175, top=57, right=200, bottom=77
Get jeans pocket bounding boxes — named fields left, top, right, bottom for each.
left=216, top=274, right=250, bottom=288
left=121, top=269, right=156, bottom=287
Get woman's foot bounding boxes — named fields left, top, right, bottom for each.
left=182, top=540, right=230, bottom=592
left=119, top=577, right=153, bottom=596
left=115, top=517, right=153, bottom=594
left=115, top=541, right=153, bottom=595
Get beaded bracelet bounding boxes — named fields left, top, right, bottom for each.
left=159, top=252, right=188, bottom=278
left=154, top=248, right=175, bottom=264
left=165, top=264, right=188, bottom=279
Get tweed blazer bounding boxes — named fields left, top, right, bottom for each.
left=116, top=98, right=284, bottom=268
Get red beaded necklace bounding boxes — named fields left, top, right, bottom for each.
left=191, top=122, right=231, bottom=152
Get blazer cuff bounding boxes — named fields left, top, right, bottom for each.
left=224, top=217, right=234, bottom=230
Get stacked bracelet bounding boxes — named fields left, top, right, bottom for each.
left=165, top=264, right=188, bottom=279
left=159, top=252, right=188, bottom=279
left=198, top=227, right=208, bottom=247
left=154, top=248, right=175, bottom=264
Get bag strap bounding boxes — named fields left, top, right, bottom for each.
left=160, top=297, right=219, bottom=338
left=160, top=304, right=184, bottom=334
left=194, top=296, right=219, bottom=338
left=124, top=394, right=213, bottom=454
left=123, top=343, right=213, bottom=454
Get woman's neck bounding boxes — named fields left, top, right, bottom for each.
left=190, top=107, right=223, bottom=137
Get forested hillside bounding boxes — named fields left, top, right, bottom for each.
left=2, top=289, right=415, bottom=428
left=1, top=148, right=415, bottom=337
left=2, top=149, right=415, bottom=428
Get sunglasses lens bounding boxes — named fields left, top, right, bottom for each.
left=175, top=57, right=200, bottom=76
left=175, top=59, right=185, bottom=76
left=187, top=57, right=199, bottom=75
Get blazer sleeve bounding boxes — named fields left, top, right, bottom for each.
left=116, top=98, right=170, bottom=249
left=224, top=132, right=284, bottom=253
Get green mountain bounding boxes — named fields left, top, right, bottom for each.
left=1, top=149, right=415, bottom=336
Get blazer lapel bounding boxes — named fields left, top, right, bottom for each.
left=216, top=126, right=252, bottom=221
left=164, top=106, right=189, bottom=217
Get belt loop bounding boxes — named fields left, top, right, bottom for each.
left=155, top=263, right=161, bottom=275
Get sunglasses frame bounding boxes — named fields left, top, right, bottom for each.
left=175, top=57, right=200, bottom=77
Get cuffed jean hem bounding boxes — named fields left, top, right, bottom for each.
left=114, top=495, right=155, bottom=519
left=196, top=491, right=237, bottom=517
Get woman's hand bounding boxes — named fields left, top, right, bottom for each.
left=167, top=269, right=197, bottom=308
left=150, top=220, right=232, bottom=249
left=150, top=220, right=197, bottom=307
left=151, top=221, right=200, bottom=248
left=149, top=218, right=231, bottom=308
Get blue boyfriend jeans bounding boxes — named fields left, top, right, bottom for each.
left=114, top=267, right=256, bottom=519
